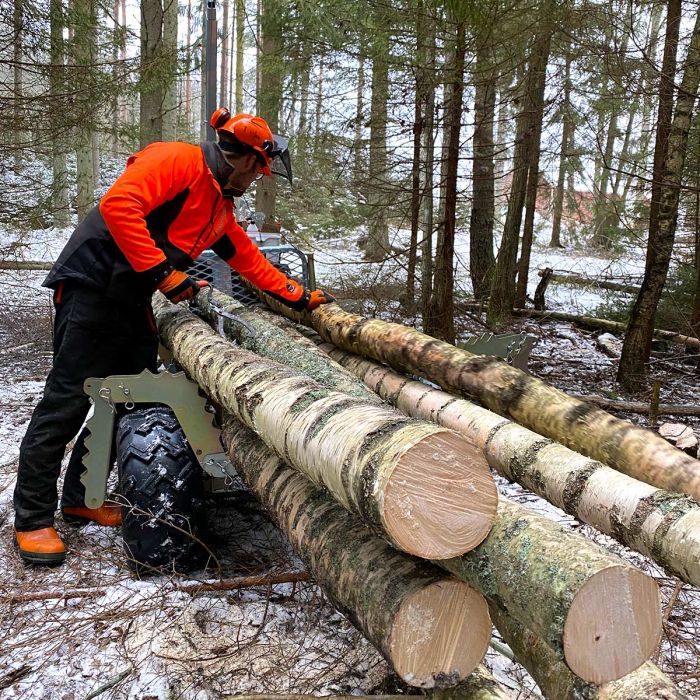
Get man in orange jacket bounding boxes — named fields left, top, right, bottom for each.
left=14, top=109, right=334, bottom=565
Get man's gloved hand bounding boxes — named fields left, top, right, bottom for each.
left=306, top=289, right=335, bottom=310
left=158, top=269, right=210, bottom=303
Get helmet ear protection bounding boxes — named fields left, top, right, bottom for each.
left=210, top=107, right=232, bottom=130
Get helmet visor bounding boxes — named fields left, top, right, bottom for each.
left=268, top=135, right=293, bottom=184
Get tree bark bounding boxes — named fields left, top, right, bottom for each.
left=139, top=0, right=164, bottom=147
left=488, top=10, right=553, bottom=327
left=50, top=0, right=70, bottom=226
left=320, top=344, right=700, bottom=587
left=73, top=0, right=97, bottom=222
left=220, top=0, right=230, bottom=106
left=469, top=40, right=496, bottom=301
left=220, top=417, right=492, bottom=688
left=353, top=38, right=366, bottom=189
left=420, top=6, right=437, bottom=329
left=550, top=52, right=572, bottom=248
left=13, top=0, right=23, bottom=173
left=425, top=11, right=466, bottom=343
left=154, top=297, right=497, bottom=559
left=161, top=0, right=178, bottom=140
left=365, top=13, right=390, bottom=262
left=235, top=0, right=244, bottom=112
left=514, top=23, right=552, bottom=309
left=489, top=605, right=684, bottom=700
left=617, top=0, right=692, bottom=391
left=256, top=298, right=700, bottom=500
left=440, top=499, right=661, bottom=684
left=255, top=0, right=282, bottom=219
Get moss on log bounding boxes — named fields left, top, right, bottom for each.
left=256, top=296, right=700, bottom=501
left=153, top=296, right=497, bottom=559
left=440, top=499, right=661, bottom=684
left=220, top=416, right=492, bottom=688
left=490, top=604, right=686, bottom=699
left=193, top=288, right=379, bottom=403
left=320, top=345, right=700, bottom=588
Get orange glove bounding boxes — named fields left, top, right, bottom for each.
left=158, top=269, right=210, bottom=303
left=306, top=289, right=335, bottom=310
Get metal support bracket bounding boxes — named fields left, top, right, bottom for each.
left=81, top=369, right=235, bottom=509
left=458, top=333, right=538, bottom=371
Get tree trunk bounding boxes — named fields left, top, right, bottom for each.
left=185, top=0, right=193, bottom=130
left=403, top=0, right=425, bottom=313
left=193, top=289, right=380, bottom=403
left=353, top=39, right=366, bottom=189
left=161, top=0, right=178, bottom=140
left=590, top=105, right=619, bottom=249
left=256, top=298, right=700, bottom=500
left=235, top=0, right=244, bottom=111
left=488, top=11, right=552, bottom=327
left=425, top=13, right=465, bottom=343
left=618, top=2, right=700, bottom=391
left=220, top=417, right=492, bottom=688
left=550, top=52, right=572, bottom=248
left=153, top=297, right=498, bottom=559
left=13, top=0, right=23, bottom=173
left=440, top=499, right=661, bottom=684
left=220, top=0, right=230, bottom=105
left=50, top=0, right=70, bottom=226
left=139, top=0, right=164, bottom=147
left=365, top=16, right=390, bottom=262
left=321, top=344, right=700, bottom=587
left=420, top=6, right=437, bottom=329
left=255, top=0, right=282, bottom=219
left=514, top=22, right=553, bottom=308
left=73, top=0, right=97, bottom=222
left=469, top=40, right=496, bottom=301
left=489, top=605, right=684, bottom=700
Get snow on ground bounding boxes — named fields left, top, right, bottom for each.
left=1, top=221, right=699, bottom=698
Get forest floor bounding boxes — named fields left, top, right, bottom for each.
left=1, top=230, right=700, bottom=699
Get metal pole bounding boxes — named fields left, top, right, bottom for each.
left=205, top=0, right=218, bottom=141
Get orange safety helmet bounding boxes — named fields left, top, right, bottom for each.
left=210, top=107, right=293, bottom=183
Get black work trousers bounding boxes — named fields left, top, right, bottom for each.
left=14, top=282, right=159, bottom=531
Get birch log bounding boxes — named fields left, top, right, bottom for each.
left=256, top=296, right=700, bottom=500
left=489, top=604, right=686, bottom=700
left=153, top=297, right=498, bottom=559
left=194, top=288, right=380, bottom=403
left=320, top=345, right=700, bottom=587
left=440, top=499, right=662, bottom=684
left=219, top=416, right=492, bottom=688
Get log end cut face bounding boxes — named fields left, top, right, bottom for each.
left=383, top=431, right=498, bottom=559
left=389, top=578, right=491, bottom=688
left=563, top=565, right=662, bottom=684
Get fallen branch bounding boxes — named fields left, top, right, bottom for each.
left=537, top=269, right=642, bottom=294
left=0, top=260, right=53, bottom=271
left=1, top=572, right=311, bottom=604
left=570, top=394, right=700, bottom=417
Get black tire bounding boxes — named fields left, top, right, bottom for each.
left=116, top=406, right=207, bottom=574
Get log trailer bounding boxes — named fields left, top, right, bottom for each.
left=79, top=228, right=535, bottom=573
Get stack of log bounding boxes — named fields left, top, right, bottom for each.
left=150, top=288, right=698, bottom=699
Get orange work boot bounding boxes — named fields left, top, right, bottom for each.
left=63, top=504, right=123, bottom=527
left=15, top=527, right=66, bottom=565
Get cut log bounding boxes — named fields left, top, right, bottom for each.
left=256, top=295, right=700, bottom=501
left=219, top=416, right=492, bottom=688
left=193, top=288, right=380, bottom=403
left=536, top=269, right=643, bottom=295
left=153, top=296, right=498, bottom=559
left=440, top=499, right=662, bottom=684
left=490, top=604, right=686, bottom=700
left=319, top=345, right=700, bottom=587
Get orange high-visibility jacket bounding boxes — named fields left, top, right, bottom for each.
left=44, top=141, right=303, bottom=305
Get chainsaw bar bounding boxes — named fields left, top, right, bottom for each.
left=457, top=333, right=537, bottom=371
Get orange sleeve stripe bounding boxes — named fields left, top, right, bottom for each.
left=99, top=142, right=198, bottom=272
left=226, top=222, right=303, bottom=300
